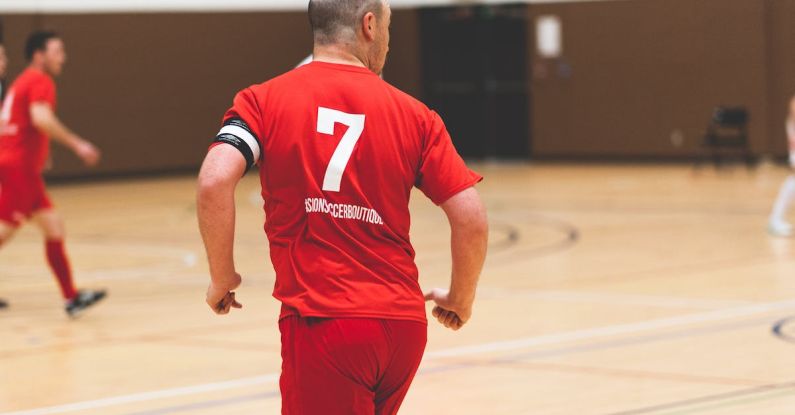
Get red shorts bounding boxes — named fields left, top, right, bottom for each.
left=279, top=316, right=427, bottom=415
left=0, top=164, right=52, bottom=227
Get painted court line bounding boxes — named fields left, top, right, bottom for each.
left=0, top=375, right=279, bottom=415
left=477, top=288, right=751, bottom=310
left=607, top=381, right=795, bottom=415
left=425, top=297, right=795, bottom=359
left=122, top=315, right=780, bottom=415
left=4, top=298, right=795, bottom=415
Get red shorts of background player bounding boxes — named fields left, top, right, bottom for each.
left=279, top=315, right=427, bottom=415
left=0, top=164, right=52, bottom=227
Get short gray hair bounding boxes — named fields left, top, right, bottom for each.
left=308, top=0, right=384, bottom=45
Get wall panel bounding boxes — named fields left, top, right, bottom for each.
left=3, top=1, right=795, bottom=175
left=0, top=9, right=419, bottom=178
left=766, top=0, right=795, bottom=157
left=528, top=0, right=769, bottom=158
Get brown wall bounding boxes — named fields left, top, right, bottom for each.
left=528, top=0, right=770, bottom=158
left=1, top=10, right=420, bottom=178
left=766, top=0, right=795, bottom=156
left=4, top=1, right=795, bottom=174
left=387, top=9, right=422, bottom=101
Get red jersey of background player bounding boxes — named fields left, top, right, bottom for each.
left=0, top=68, right=56, bottom=171
left=220, top=61, right=481, bottom=323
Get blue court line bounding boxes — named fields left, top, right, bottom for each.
left=417, top=315, right=773, bottom=376
left=771, top=316, right=795, bottom=343
left=604, top=381, right=795, bottom=415
left=502, top=315, right=775, bottom=362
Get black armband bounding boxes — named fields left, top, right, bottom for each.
left=213, top=118, right=262, bottom=170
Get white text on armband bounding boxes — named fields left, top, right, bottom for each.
left=304, top=198, right=384, bottom=225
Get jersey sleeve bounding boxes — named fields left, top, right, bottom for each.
left=211, top=87, right=264, bottom=170
left=415, top=110, right=483, bottom=205
left=29, top=75, right=56, bottom=107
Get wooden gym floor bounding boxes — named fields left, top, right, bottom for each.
left=3, top=163, right=795, bottom=414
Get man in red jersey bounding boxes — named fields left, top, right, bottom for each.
left=0, top=31, right=106, bottom=317
left=197, top=1, right=488, bottom=413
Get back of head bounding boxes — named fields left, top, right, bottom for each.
left=308, top=0, right=383, bottom=45
left=25, top=30, right=59, bottom=62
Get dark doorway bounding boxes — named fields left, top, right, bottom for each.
left=419, top=5, right=530, bottom=160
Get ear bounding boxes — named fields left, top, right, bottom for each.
left=362, top=11, right=377, bottom=41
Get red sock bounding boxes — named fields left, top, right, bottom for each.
left=45, top=239, right=78, bottom=300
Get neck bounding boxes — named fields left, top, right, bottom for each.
left=29, top=62, right=47, bottom=74
left=313, top=43, right=369, bottom=70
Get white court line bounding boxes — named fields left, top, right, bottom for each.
left=425, top=297, right=795, bottom=359
left=0, top=375, right=279, bottom=415
left=477, top=288, right=752, bottom=310
left=3, top=297, right=795, bottom=415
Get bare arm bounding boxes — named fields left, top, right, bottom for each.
left=197, top=144, right=246, bottom=314
left=425, top=187, right=488, bottom=330
left=30, top=102, right=100, bottom=166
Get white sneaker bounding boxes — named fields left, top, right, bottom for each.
left=769, top=220, right=793, bottom=237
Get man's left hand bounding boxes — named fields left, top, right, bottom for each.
left=206, top=274, right=243, bottom=315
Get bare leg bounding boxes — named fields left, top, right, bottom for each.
left=32, top=209, right=77, bottom=301
left=0, top=220, right=19, bottom=309
left=32, top=209, right=106, bottom=316
left=0, top=219, right=19, bottom=248
left=32, top=208, right=65, bottom=241
left=769, top=175, right=795, bottom=236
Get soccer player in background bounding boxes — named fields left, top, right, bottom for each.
left=769, top=96, right=795, bottom=237
left=0, top=42, right=8, bottom=101
left=0, top=31, right=106, bottom=316
left=197, top=0, right=489, bottom=413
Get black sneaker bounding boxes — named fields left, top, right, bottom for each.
left=0, top=298, right=7, bottom=310
left=65, top=290, right=107, bottom=318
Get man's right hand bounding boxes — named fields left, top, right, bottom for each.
left=424, top=288, right=473, bottom=331
left=74, top=139, right=101, bottom=166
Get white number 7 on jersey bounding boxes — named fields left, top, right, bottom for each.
left=317, top=107, right=366, bottom=192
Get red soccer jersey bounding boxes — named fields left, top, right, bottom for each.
left=219, top=61, right=482, bottom=323
left=0, top=68, right=57, bottom=171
